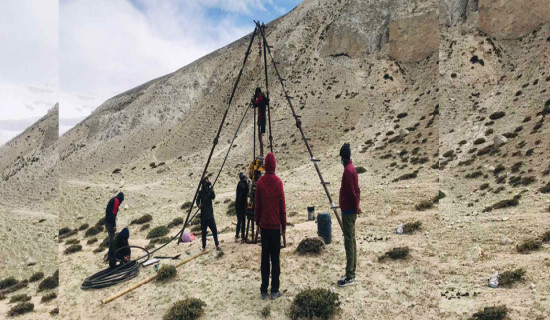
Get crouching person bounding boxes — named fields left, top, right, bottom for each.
left=110, top=227, right=131, bottom=267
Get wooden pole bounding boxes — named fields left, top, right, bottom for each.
left=101, top=250, right=209, bottom=304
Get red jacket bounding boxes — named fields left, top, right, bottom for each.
left=339, top=160, right=360, bottom=213
left=255, top=153, right=286, bottom=230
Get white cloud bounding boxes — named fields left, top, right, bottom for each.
left=59, top=0, right=300, bottom=131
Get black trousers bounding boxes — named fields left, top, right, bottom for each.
left=201, top=218, right=219, bottom=249
left=235, top=209, right=246, bottom=239
left=260, top=228, right=281, bottom=294
left=106, top=222, right=116, bottom=268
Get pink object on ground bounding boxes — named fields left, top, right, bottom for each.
left=180, top=232, right=196, bottom=243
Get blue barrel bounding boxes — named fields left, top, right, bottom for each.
left=317, top=213, right=332, bottom=244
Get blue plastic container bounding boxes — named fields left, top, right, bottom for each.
left=317, top=213, right=332, bottom=244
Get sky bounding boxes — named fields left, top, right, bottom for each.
left=0, top=0, right=301, bottom=145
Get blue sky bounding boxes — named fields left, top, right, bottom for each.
left=59, top=0, right=302, bottom=134
left=0, top=0, right=301, bottom=144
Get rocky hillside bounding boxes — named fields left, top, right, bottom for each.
left=439, top=1, right=550, bottom=319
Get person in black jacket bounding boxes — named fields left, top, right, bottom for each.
left=105, top=192, right=124, bottom=268
left=112, top=227, right=131, bottom=266
left=196, top=178, right=220, bottom=251
left=252, top=87, right=268, bottom=157
left=235, top=172, right=249, bottom=243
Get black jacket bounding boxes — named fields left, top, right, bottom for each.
left=113, top=234, right=131, bottom=260
left=236, top=180, right=249, bottom=213
left=252, top=93, right=268, bottom=125
left=197, top=188, right=216, bottom=220
left=105, top=193, right=124, bottom=226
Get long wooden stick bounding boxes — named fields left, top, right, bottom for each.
left=101, top=250, right=209, bottom=304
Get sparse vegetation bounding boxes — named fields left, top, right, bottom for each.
left=261, top=305, right=271, bottom=318
left=147, top=226, right=170, bottom=239
left=0, top=277, right=18, bottom=290
left=226, top=201, right=236, bottom=216
left=41, top=292, right=57, bottom=303
left=9, top=294, right=31, bottom=303
left=499, top=268, right=526, bottom=287
left=167, top=217, right=184, bottom=228
left=149, top=236, right=171, bottom=245
left=7, top=302, right=34, bottom=317
left=58, top=227, right=71, bottom=236
left=49, top=308, right=59, bottom=315
left=28, top=272, right=44, bottom=283
left=379, top=247, right=410, bottom=262
left=470, top=305, right=507, bottom=320
left=38, top=271, right=58, bottom=292
left=64, top=244, right=82, bottom=254
left=87, top=238, right=98, bottom=245
left=296, top=237, right=325, bottom=255
left=85, top=225, right=102, bottom=237
left=516, top=239, right=542, bottom=254
left=415, top=199, right=433, bottom=211
left=65, top=239, right=79, bottom=245
left=181, top=201, right=193, bottom=210
left=483, top=196, right=520, bottom=212
left=402, top=221, right=422, bottom=234
left=489, top=111, right=505, bottom=120
left=156, top=265, right=177, bottom=282
left=163, top=298, right=206, bottom=320
left=78, top=223, right=89, bottom=231
left=290, top=288, right=340, bottom=320
left=392, top=170, right=419, bottom=182
left=540, top=182, right=550, bottom=193
left=140, top=224, right=150, bottom=231
left=542, top=230, right=550, bottom=243
left=356, top=166, right=367, bottom=174
left=131, top=214, right=153, bottom=225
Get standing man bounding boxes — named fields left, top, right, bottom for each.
left=251, top=87, right=268, bottom=157
left=337, top=143, right=361, bottom=287
left=255, top=152, right=286, bottom=300
left=235, top=172, right=249, bottom=243
left=197, top=177, right=220, bottom=251
left=105, top=192, right=124, bottom=269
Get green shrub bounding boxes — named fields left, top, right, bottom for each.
left=131, top=214, right=153, bottom=225
left=296, top=237, right=325, bottom=255
left=156, top=265, right=177, bottom=282
left=499, top=269, right=526, bottom=287
left=49, top=307, right=59, bottom=315
left=38, top=271, right=58, bottom=292
left=540, top=182, right=550, bottom=194
left=190, top=224, right=201, bottom=233
left=95, top=217, right=105, bottom=227
left=542, top=230, right=550, bottom=243
left=149, top=236, right=171, bottom=245
left=87, top=238, right=98, bottom=245
left=290, top=288, right=340, bottom=320
left=402, top=221, right=422, bottom=234
left=392, top=170, right=419, bottom=182
left=483, top=197, right=520, bottom=212
left=181, top=201, right=193, bottom=210
left=99, top=236, right=110, bottom=249
left=28, top=272, right=44, bottom=283
left=379, top=247, right=410, bottom=262
left=41, top=292, right=57, bottom=303
left=356, top=166, right=367, bottom=174
left=64, top=244, right=82, bottom=255
left=9, top=294, right=31, bottom=303
left=0, top=277, right=18, bottom=290
left=226, top=201, right=236, bottom=216
left=147, top=226, right=169, bottom=239
left=516, top=239, right=541, bottom=254
left=163, top=298, right=206, bottom=320
left=78, top=223, right=89, bottom=231
left=58, top=227, right=71, bottom=236
left=167, top=217, right=184, bottom=228
left=140, top=224, right=150, bottom=231
left=59, top=229, right=78, bottom=239
left=65, top=239, right=79, bottom=245
left=471, top=305, right=507, bottom=320
left=7, top=302, right=34, bottom=317
left=85, top=225, right=102, bottom=237
left=261, top=305, right=271, bottom=318
left=1, top=281, right=27, bottom=294
left=415, top=199, right=433, bottom=211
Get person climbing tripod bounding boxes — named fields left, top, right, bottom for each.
left=251, top=87, right=268, bottom=157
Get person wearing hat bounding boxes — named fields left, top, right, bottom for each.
left=197, top=177, right=220, bottom=251
left=235, top=172, right=249, bottom=243
left=110, top=227, right=131, bottom=267
left=105, top=192, right=124, bottom=268
left=337, top=143, right=361, bottom=287
left=251, top=87, right=269, bottom=157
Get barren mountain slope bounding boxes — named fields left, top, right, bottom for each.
left=0, top=106, right=59, bottom=318
left=57, top=0, right=442, bottom=319
left=439, top=2, right=550, bottom=319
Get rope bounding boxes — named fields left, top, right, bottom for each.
left=81, top=246, right=149, bottom=290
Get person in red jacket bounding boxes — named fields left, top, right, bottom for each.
left=254, top=152, right=286, bottom=300
left=337, top=143, right=361, bottom=287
